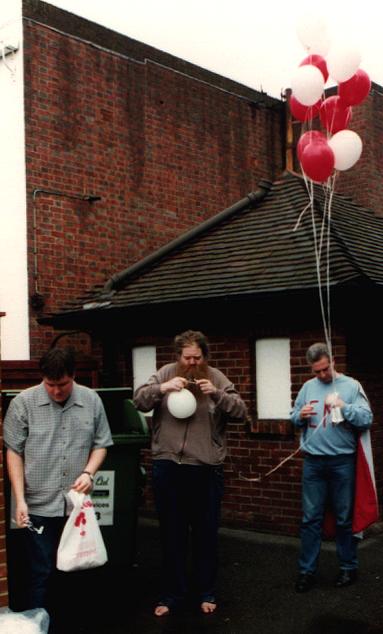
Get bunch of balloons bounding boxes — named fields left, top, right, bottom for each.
left=290, top=15, right=371, bottom=183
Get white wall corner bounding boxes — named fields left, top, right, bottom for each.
left=0, top=0, right=30, bottom=359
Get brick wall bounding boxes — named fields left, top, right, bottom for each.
left=334, top=85, right=383, bottom=213
left=22, top=4, right=284, bottom=358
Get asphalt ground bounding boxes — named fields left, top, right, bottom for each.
left=51, top=517, right=383, bottom=634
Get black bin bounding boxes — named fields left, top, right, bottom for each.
left=93, top=388, right=150, bottom=567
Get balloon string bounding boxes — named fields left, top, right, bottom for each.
left=325, top=176, right=337, bottom=356
left=238, top=447, right=300, bottom=482
left=238, top=411, right=328, bottom=482
left=239, top=170, right=338, bottom=485
left=292, top=202, right=311, bottom=232
left=302, top=173, right=338, bottom=393
left=296, top=173, right=338, bottom=377
left=303, top=174, right=337, bottom=356
left=240, top=173, right=337, bottom=485
left=308, top=181, right=331, bottom=347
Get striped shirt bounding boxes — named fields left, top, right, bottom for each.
left=3, top=382, right=113, bottom=516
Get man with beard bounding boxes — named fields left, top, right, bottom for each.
left=133, top=330, right=247, bottom=617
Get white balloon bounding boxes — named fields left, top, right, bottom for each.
left=167, top=388, right=197, bottom=419
left=291, top=65, right=324, bottom=106
left=296, top=14, right=331, bottom=56
left=328, top=130, right=362, bottom=171
left=327, top=43, right=361, bottom=83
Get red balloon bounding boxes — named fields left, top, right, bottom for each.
left=300, top=54, right=329, bottom=83
left=338, top=69, right=371, bottom=107
left=300, top=142, right=335, bottom=183
left=290, top=95, right=321, bottom=122
left=297, top=130, right=327, bottom=162
left=319, top=96, right=352, bottom=134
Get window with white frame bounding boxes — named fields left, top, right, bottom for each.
left=132, top=345, right=157, bottom=392
left=255, top=338, right=291, bottom=419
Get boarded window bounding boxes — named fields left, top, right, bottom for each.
left=132, top=346, right=157, bottom=392
left=256, top=338, right=291, bottom=419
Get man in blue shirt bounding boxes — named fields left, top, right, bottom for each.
left=290, top=342, right=373, bottom=593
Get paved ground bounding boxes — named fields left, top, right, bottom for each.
left=7, top=516, right=383, bottom=633
left=53, top=517, right=383, bottom=634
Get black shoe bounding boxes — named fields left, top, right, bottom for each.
left=295, top=573, right=315, bottom=593
left=334, top=569, right=358, bottom=588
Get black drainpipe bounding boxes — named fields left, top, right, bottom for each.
left=30, top=188, right=101, bottom=310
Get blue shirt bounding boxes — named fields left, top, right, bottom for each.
left=290, top=374, right=372, bottom=456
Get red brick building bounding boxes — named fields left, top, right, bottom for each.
left=41, top=170, right=383, bottom=535
left=20, top=0, right=284, bottom=356
left=0, top=0, right=383, bottom=608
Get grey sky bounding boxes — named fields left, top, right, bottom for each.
left=45, top=0, right=383, bottom=99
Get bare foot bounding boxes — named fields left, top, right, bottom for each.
left=154, top=605, right=170, bottom=617
left=201, top=601, right=216, bottom=614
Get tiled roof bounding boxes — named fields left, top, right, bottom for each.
left=40, top=171, right=383, bottom=325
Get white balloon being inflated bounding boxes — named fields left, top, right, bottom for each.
left=167, top=388, right=197, bottom=419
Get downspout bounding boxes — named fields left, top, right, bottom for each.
left=283, top=89, right=294, bottom=171
left=31, top=188, right=101, bottom=310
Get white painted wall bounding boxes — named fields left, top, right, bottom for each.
left=0, top=0, right=29, bottom=359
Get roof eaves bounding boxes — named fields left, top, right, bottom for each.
left=98, top=182, right=272, bottom=299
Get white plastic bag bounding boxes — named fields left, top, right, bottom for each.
left=0, top=608, right=49, bottom=634
left=57, top=489, right=108, bottom=571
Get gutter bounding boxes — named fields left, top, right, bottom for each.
left=101, top=181, right=272, bottom=298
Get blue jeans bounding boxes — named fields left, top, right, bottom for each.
left=23, top=515, right=67, bottom=609
left=299, top=454, right=357, bottom=574
left=152, top=460, right=224, bottom=607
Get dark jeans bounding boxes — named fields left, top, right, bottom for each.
left=23, top=514, right=67, bottom=610
left=152, top=459, right=224, bottom=607
left=299, top=454, right=357, bottom=574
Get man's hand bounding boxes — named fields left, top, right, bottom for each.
left=160, top=377, right=187, bottom=394
left=326, top=392, right=345, bottom=408
left=15, top=500, right=29, bottom=528
left=72, top=473, right=93, bottom=494
left=300, top=404, right=317, bottom=419
left=195, top=379, right=217, bottom=395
